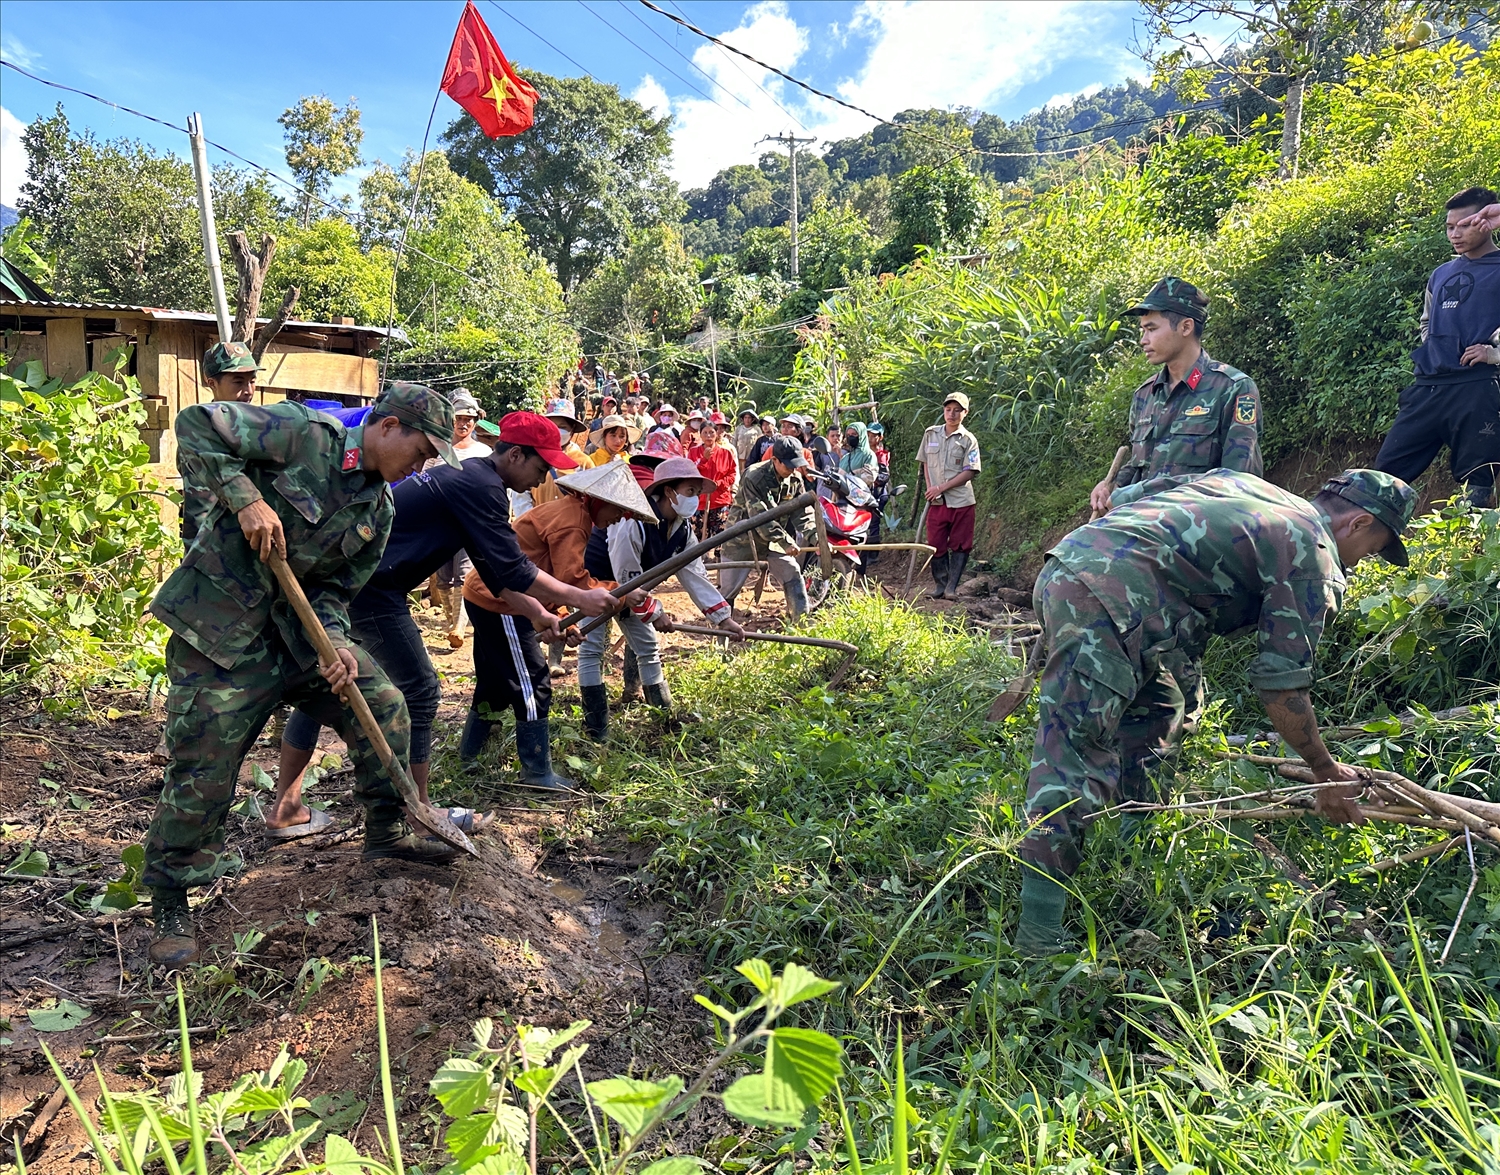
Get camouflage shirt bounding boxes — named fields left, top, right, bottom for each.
left=1048, top=470, right=1345, bottom=694
left=150, top=401, right=394, bottom=671
left=1111, top=349, right=1262, bottom=506
left=725, top=459, right=812, bottom=555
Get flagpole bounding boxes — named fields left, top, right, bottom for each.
left=377, top=88, right=442, bottom=390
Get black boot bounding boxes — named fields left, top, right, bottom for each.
left=148, top=887, right=200, bottom=968
left=946, top=551, right=969, bottom=597
left=363, top=816, right=460, bottom=864
left=581, top=684, right=610, bottom=741
left=515, top=720, right=575, bottom=791
left=929, top=554, right=950, bottom=599
left=459, top=709, right=492, bottom=762
left=644, top=679, right=674, bottom=709
left=620, top=647, right=641, bottom=704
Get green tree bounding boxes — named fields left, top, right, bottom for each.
left=1142, top=126, right=1278, bottom=232
left=971, top=113, right=1037, bottom=183
left=796, top=203, right=877, bottom=292
left=279, top=94, right=365, bottom=226
left=264, top=219, right=392, bottom=324
left=442, top=71, right=680, bottom=289
left=879, top=160, right=985, bottom=270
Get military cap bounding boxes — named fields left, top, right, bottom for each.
left=203, top=341, right=261, bottom=379
left=475, top=418, right=500, bottom=437
left=374, top=381, right=461, bottom=467
left=1319, top=469, right=1416, bottom=565
left=944, top=391, right=970, bottom=411
left=770, top=436, right=809, bottom=469
left=1124, top=275, right=1210, bottom=323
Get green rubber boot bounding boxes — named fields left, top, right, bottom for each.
left=148, top=887, right=200, bottom=968
left=1013, top=870, right=1068, bottom=958
left=363, top=817, right=460, bottom=865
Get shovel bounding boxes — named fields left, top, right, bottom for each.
left=268, top=552, right=478, bottom=857
left=1091, top=446, right=1130, bottom=521
left=985, top=633, right=1046, bottom=723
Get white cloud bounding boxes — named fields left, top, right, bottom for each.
left=1044, top=82, right=1104, bottom=112
left=655, top=0, right=1125, bottom=188
left=2, top=107, right=28, bottom=208
left=1, top=33, right=37, bottom=70
left=631, top=75, right=670, bottom=120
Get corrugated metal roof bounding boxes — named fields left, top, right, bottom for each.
left=0, top=296, right=406, bottom=340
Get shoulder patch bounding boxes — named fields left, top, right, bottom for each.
left=1186, top=367, right=1203, bottom=390
left=1183, top=404, right=1212, bottom=417
left=342, top=447, right=362, bottom=471
left=1234, top=395, right=1258, bottom=426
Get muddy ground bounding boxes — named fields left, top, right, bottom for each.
left=1, top=571, right=1014, bottom=1173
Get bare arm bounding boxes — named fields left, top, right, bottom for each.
left=1258, top=687, right=1363, bottom=823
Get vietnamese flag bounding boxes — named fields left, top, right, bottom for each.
left=441, top=2, right=538, bottom=137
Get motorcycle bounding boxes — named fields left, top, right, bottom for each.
left=801, top=467, right=906, bottom=609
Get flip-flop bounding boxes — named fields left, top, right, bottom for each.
left=443, top=807, right=495, bottom=834
left=265, top=807, right=333, bottom=840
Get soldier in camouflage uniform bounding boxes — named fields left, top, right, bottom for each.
left=1014, top=468, right=1415, bottom=956
left=180, top=342, right=265, bottom=546
left=143, top=383, right=462, bottom=967
left=1088, top=276, right=1265, bottom=730
left=717, top=437, right=816, bottom=618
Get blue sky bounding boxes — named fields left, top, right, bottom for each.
left=1, top=0, right=1153, bottom=207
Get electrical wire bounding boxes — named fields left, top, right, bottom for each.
left=615, top=0, right=753, bottom=111
left=485, top=0, right=596, bottom=79
left=666, top=0, right=809, bottom=130
left=576, top=0, right=731, bottom=112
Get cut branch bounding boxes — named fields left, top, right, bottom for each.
left=253, top=286, right=301, bottom=362
left=228, top=232, right=276, bottom=342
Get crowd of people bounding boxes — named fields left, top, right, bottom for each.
left=143, top=192, right=1496, bottom=966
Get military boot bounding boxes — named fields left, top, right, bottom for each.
left=619, top=647, right=641, bottom=704
left=929, top=554, right=951, bottom=600
left=148, top=887, right=200, bottom=968
left=459, top=708, right=492, bottom=762
left=515, top=720, right=575, bottom=791
left=783, top=574, right=809, bottom=618
left=581, top=684, right=610, bottom=741
left=363, top=817, right=460, bottom=864
left=1012, top=870, right=1068, bottom=958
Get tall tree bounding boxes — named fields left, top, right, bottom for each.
left=279, top=94, right=365, bottom=226
left=442, top=71, right=680, bottom=290
left=1137, top=0, right=1385, bottom=177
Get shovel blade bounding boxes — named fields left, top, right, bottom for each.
left=985, top=673, right=1036, bottom=722
left=405, top=801, right=480, bottom=857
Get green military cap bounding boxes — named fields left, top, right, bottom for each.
left=1320, top=468, right=1416, bottom=566
left=202, top=341, right=261, bottom=378
left=475, top=417, right=500, bottom=437
left=374, top=381, right=461, bottom=468
left=944, top=391, right=970, bottom=410
left=1124, top=275, right=1210, bottom=323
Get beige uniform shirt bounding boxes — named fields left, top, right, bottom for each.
left=920, top=423, right=981, bottom=508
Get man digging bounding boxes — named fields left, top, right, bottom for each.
left=1013, top=468, right=1416, bottom=957
left=143, top=383, right=463, bottom=968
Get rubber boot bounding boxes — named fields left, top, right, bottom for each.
left=548, top=642, right=566, bottom=680
left=459, top=708, right=492, bottom=762
left=581, top=684, right=610, bottom=741
left=946, top=551, right=969, bottom=598
left=515, top=720, right=575, bottom=791
left=148, top=887, right=200, bottom=968
left=1466, top=481, right=1495, bottom=510
left=619, top=646, right=641, bottom=704
left=1013, top=869, right=1068, bottom=958
left=644, top=679, right=674, bottom=710
left=783, top=574, right=809, bottom=619
left=363, top=816, right=460, bottom=864
left=930, top=554, right=951, bottom=599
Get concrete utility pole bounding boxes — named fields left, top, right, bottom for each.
left=187, top=112, right=233, bottom=343
left=762, top=132, right=816, bottom=279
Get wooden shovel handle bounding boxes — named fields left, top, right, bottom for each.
left=1090, top=446, right=1130, bottom=521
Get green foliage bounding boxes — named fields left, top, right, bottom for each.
left=0, top=357, right=176, bottom=702
left=569, top=224, right=701, bottom=353
left=265, top=218, right=393, bottom=324
left=795, top=202, right=878, bottom=292
left=279, top=94, right=364, bottom=226
left=443, top=71, right=681, bottom=290
left=1143, top=127, right=1278, bottom=232
left=879, top=161, right=985, bottom=270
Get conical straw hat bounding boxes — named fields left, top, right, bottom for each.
left=554, top=459, right=657, bottom=521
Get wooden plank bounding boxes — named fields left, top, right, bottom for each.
left=90, top=335, right=130, bottom=375
left=257, top=349, right=375, bottom=398
left=45, top=317, right=87, bottom=382
left=3, top=333, right=47, bottom=373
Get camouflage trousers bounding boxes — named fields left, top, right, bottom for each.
left=143, top=630, right=409, bottom=891
left=1020, top=558, right=1193, bottom=879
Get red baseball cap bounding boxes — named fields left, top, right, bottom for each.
left=499, top=410, right=578, bottom=470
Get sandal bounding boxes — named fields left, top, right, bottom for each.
left=265, top=806, right=334, bottom=840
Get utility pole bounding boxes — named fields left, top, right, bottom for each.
left=761, top=132, right=816, bottom=279
left=187, top=112, right=232, bottom=343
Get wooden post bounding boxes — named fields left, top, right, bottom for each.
left=813, top=495, right=834, bottom=578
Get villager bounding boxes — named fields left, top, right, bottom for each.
left=921, top=392, right=982, bottom=600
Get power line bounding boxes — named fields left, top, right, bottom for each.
left=576, top=0, right=731, bottom=113
left=665, top=0, right=809, bottom=130
left=614, top=0, right=753, bottom=111
left=485, top=1, right=596, bottom=80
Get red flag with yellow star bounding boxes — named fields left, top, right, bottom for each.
left=441, top=2, right=538, bottom=138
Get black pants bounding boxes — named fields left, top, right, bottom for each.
left=1375, top=374, right=1500, bottom=502
left=468, top=606, right=551, bottom=724
left=284, top=603, right=441, bottom=764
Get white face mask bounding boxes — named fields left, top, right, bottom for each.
left=557, top=424, right=571, bottom=445
left=674, top=493, right=700, bottom=517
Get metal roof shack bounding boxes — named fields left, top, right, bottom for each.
left=1, top=295, right=404, bottom=465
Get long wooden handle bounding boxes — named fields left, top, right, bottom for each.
left=555, top=491, right=818, bottom=633
left=671, top=624, right=859, bottom=687
left=1090, top=446, right=1130, bottom=521
left=905, top=502, right=930, bottom=593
